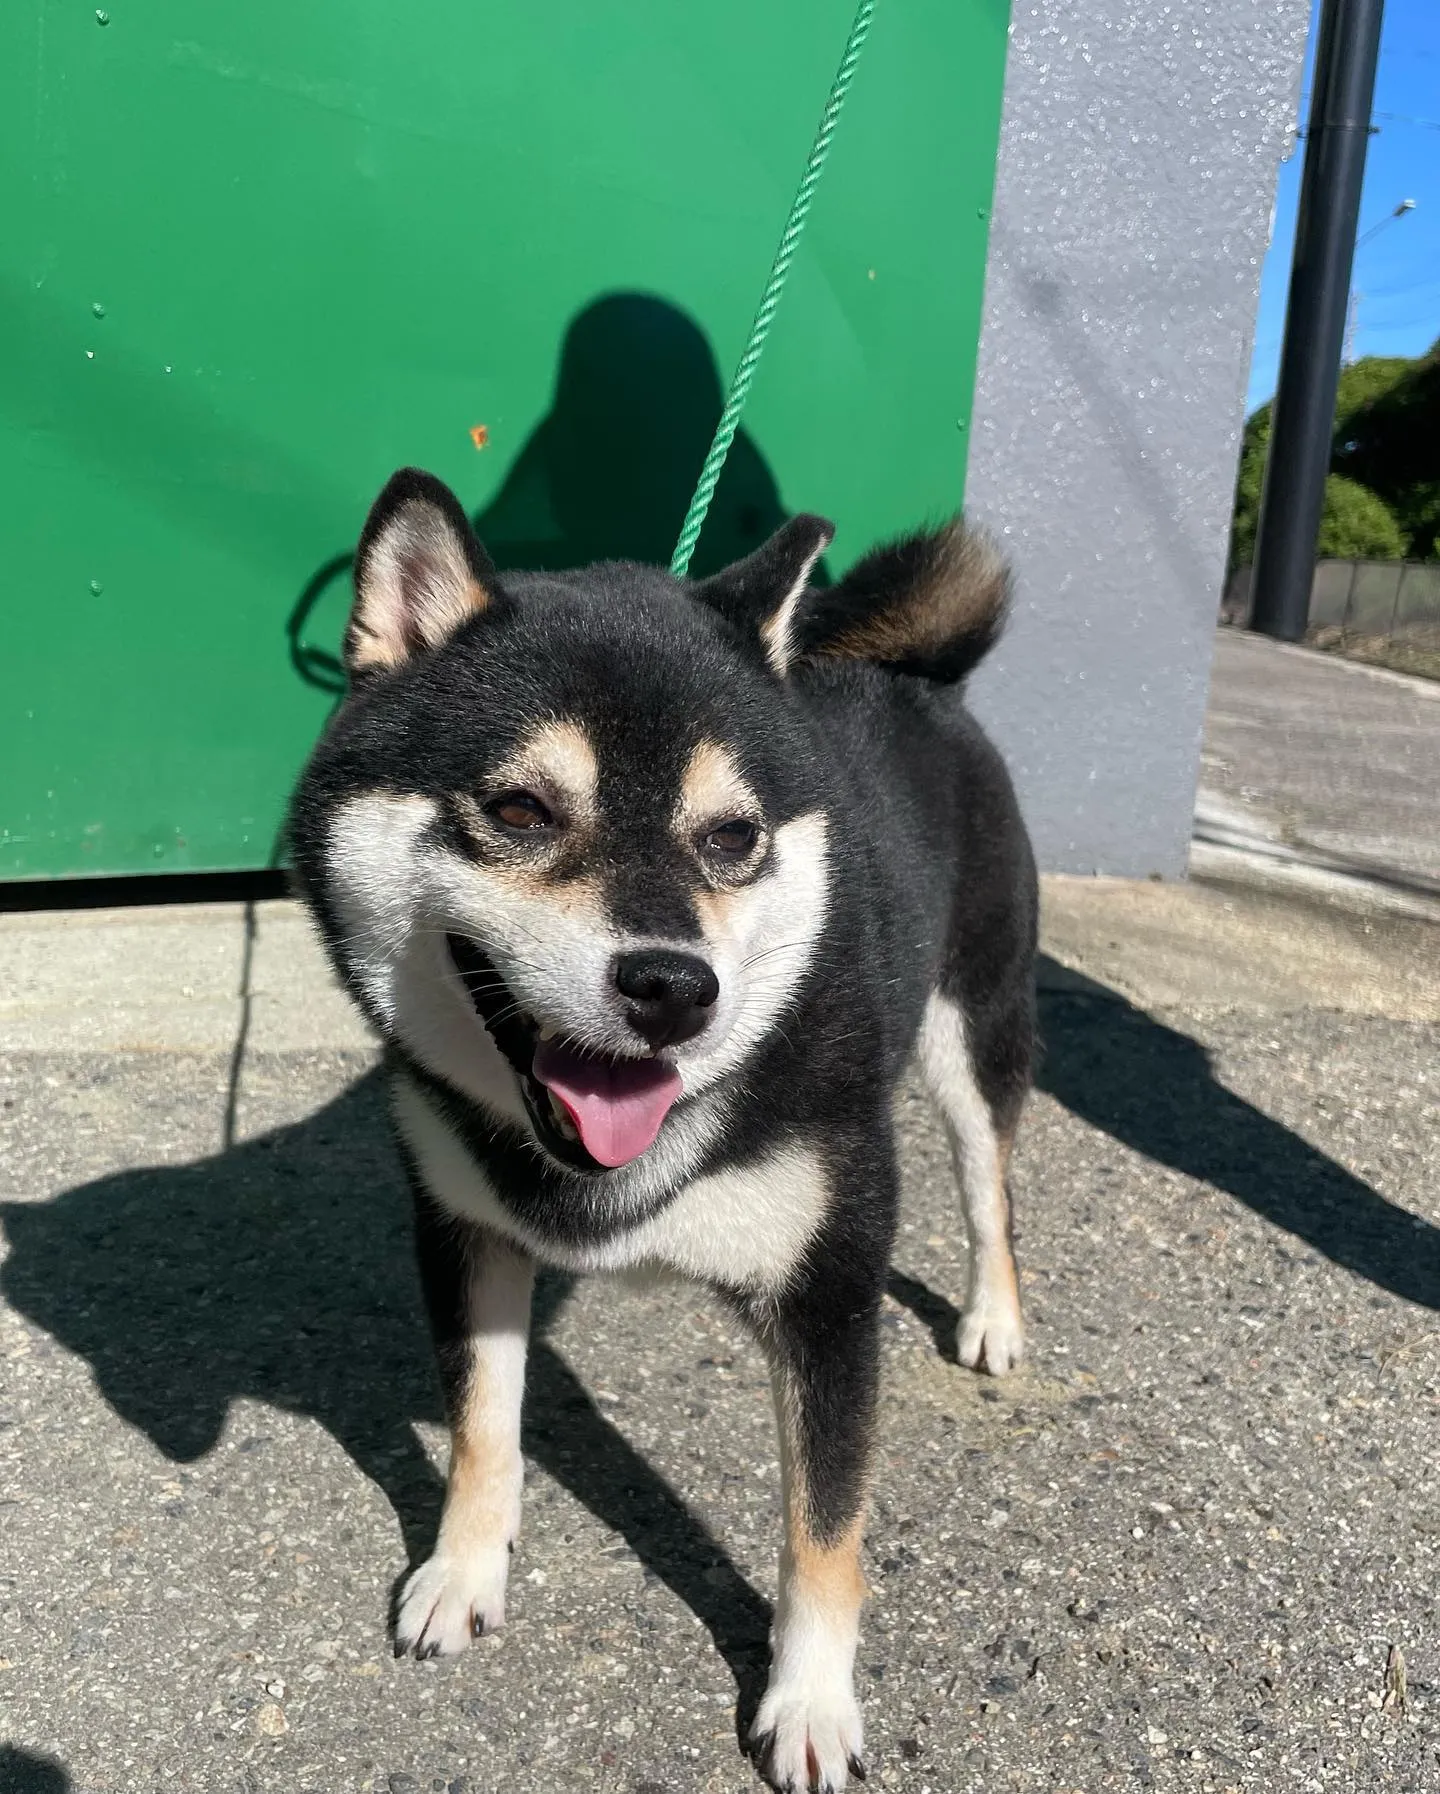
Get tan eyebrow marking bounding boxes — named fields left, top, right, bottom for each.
left=675, top=739, right=759, bottom=833
left=489, top=719, right=600, bottom=823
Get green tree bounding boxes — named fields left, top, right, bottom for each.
left=1228, top=414, right=1403, bottom=566
left=1315, top=474, right=1405, bottom=559
left=1333, top=340, right=1439, bottom=514
left=1228, top=406, right=1269, bottom=567
left=1394, top=482, right=1440, bottom=561
left=1333, top=355, right=1413, bottom=430
left=1230, top=341, right=1440, bottom=566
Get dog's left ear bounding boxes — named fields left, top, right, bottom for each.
left=692, top=514, right=834, bottom=676
left=345, top=468, right=506, bottom=677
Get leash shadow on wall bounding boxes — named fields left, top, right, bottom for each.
left=286, top=292, right=804, bottom=699
left=979, top=217, right=1214, bottom=608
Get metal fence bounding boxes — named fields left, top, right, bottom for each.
left=1224, top=559, right=1440, bottom=656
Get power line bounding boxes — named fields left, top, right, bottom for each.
left=1361, top=308, right=1440, bottom=331
left=1361, top=274, right=1440, bottom=300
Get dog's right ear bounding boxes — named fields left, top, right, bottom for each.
left=345, top=468, right=506, bottom=676
left=690, top=514, right=835, bottom=676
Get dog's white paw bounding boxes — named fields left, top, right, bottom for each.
left=751, top=1675, right=865, bottom=1792
left=957, top=1294, right=1025, bottom=1376
left=394, top=1546, right=510, bottom=1659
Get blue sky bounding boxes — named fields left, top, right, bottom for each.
left=1246, top=0, right=1440, bottom=413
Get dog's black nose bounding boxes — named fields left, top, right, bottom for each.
left=614, top=949, right=719, bottom=1050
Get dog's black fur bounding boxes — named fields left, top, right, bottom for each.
left=288, top=469, right=1037, bottom=1792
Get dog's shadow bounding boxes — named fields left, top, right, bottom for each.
left=7, top=961, right=1430, bottom=1750
left=0, top=1070, right=772, bottom=1717
left=1034, top=959, right=1440, bottom=1311
left=0, top=1746, right=72, bottom=1794
left=888, top=957, right=1440, bottom=1367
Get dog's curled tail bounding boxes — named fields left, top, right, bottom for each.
left=798, top=520, right=1010, bottom=685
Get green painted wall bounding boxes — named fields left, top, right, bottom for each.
left=1, top=0, right=1010, bottom=880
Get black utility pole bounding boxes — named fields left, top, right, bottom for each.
left=1250, top=0, right=1386, bottom=641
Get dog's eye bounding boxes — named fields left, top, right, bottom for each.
left=487, top=791, right=555, bottom=832
left=701, top=818, right=759, bottom=858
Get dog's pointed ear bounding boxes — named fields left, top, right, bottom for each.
left=345, top=468, right=505, bottom=676
left=691, top=514, right=834, bottom=676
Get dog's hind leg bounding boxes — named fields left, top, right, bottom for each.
left=917, top=989, right=1027, bottom=1375
left=394, top=1185, right=534, bottom=1657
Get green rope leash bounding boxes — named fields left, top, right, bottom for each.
left=670, top=0, right=877, bottom=577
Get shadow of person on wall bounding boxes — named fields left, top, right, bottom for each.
left=474, top=291, right=790, bottom=577
left=285, top=292, right=801, bottom=698
left=0, top=1071, right=771, bottom=1714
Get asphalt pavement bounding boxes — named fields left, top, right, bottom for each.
left=1193, top=630, right=1439, bottom=919
left=1, top=635, right=1437, bottom=1794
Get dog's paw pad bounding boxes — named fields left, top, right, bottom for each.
left=394, top=1548, right=510, bottom=1659
left=957, top=1302, right=1024, bottom=1377
left=751, top=1680, right=863, bottom=1791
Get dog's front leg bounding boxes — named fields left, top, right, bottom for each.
left=395, top=1186, right=534, bottom=1658
left=748, top=1261, right=882, bottom=1792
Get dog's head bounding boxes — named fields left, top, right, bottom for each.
left=290, top=470, right=839, bottom=1175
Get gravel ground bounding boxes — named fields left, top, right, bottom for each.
left=2, top=981, right=1437, bottom=1794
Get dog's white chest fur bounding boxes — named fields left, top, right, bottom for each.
left=393, top=1071, right=829, bottom=1292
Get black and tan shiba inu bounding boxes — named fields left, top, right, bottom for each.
left=288, top=468, right=1037, bottom=1792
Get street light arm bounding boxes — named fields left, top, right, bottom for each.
left=1356, top=197, right=1417, bottom=249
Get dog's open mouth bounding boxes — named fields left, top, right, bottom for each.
left=447, top=934, right=682, bottom=1172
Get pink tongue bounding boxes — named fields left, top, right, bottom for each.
left=532, top=1038, right=683, bottom=1168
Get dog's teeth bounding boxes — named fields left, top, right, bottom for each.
left=545, top=1090, right=578, bottom=1141
left=537, top=1024, right=557, bottom=1042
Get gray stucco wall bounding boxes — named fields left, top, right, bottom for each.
left=965, top=0, right=1311, bottom=876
